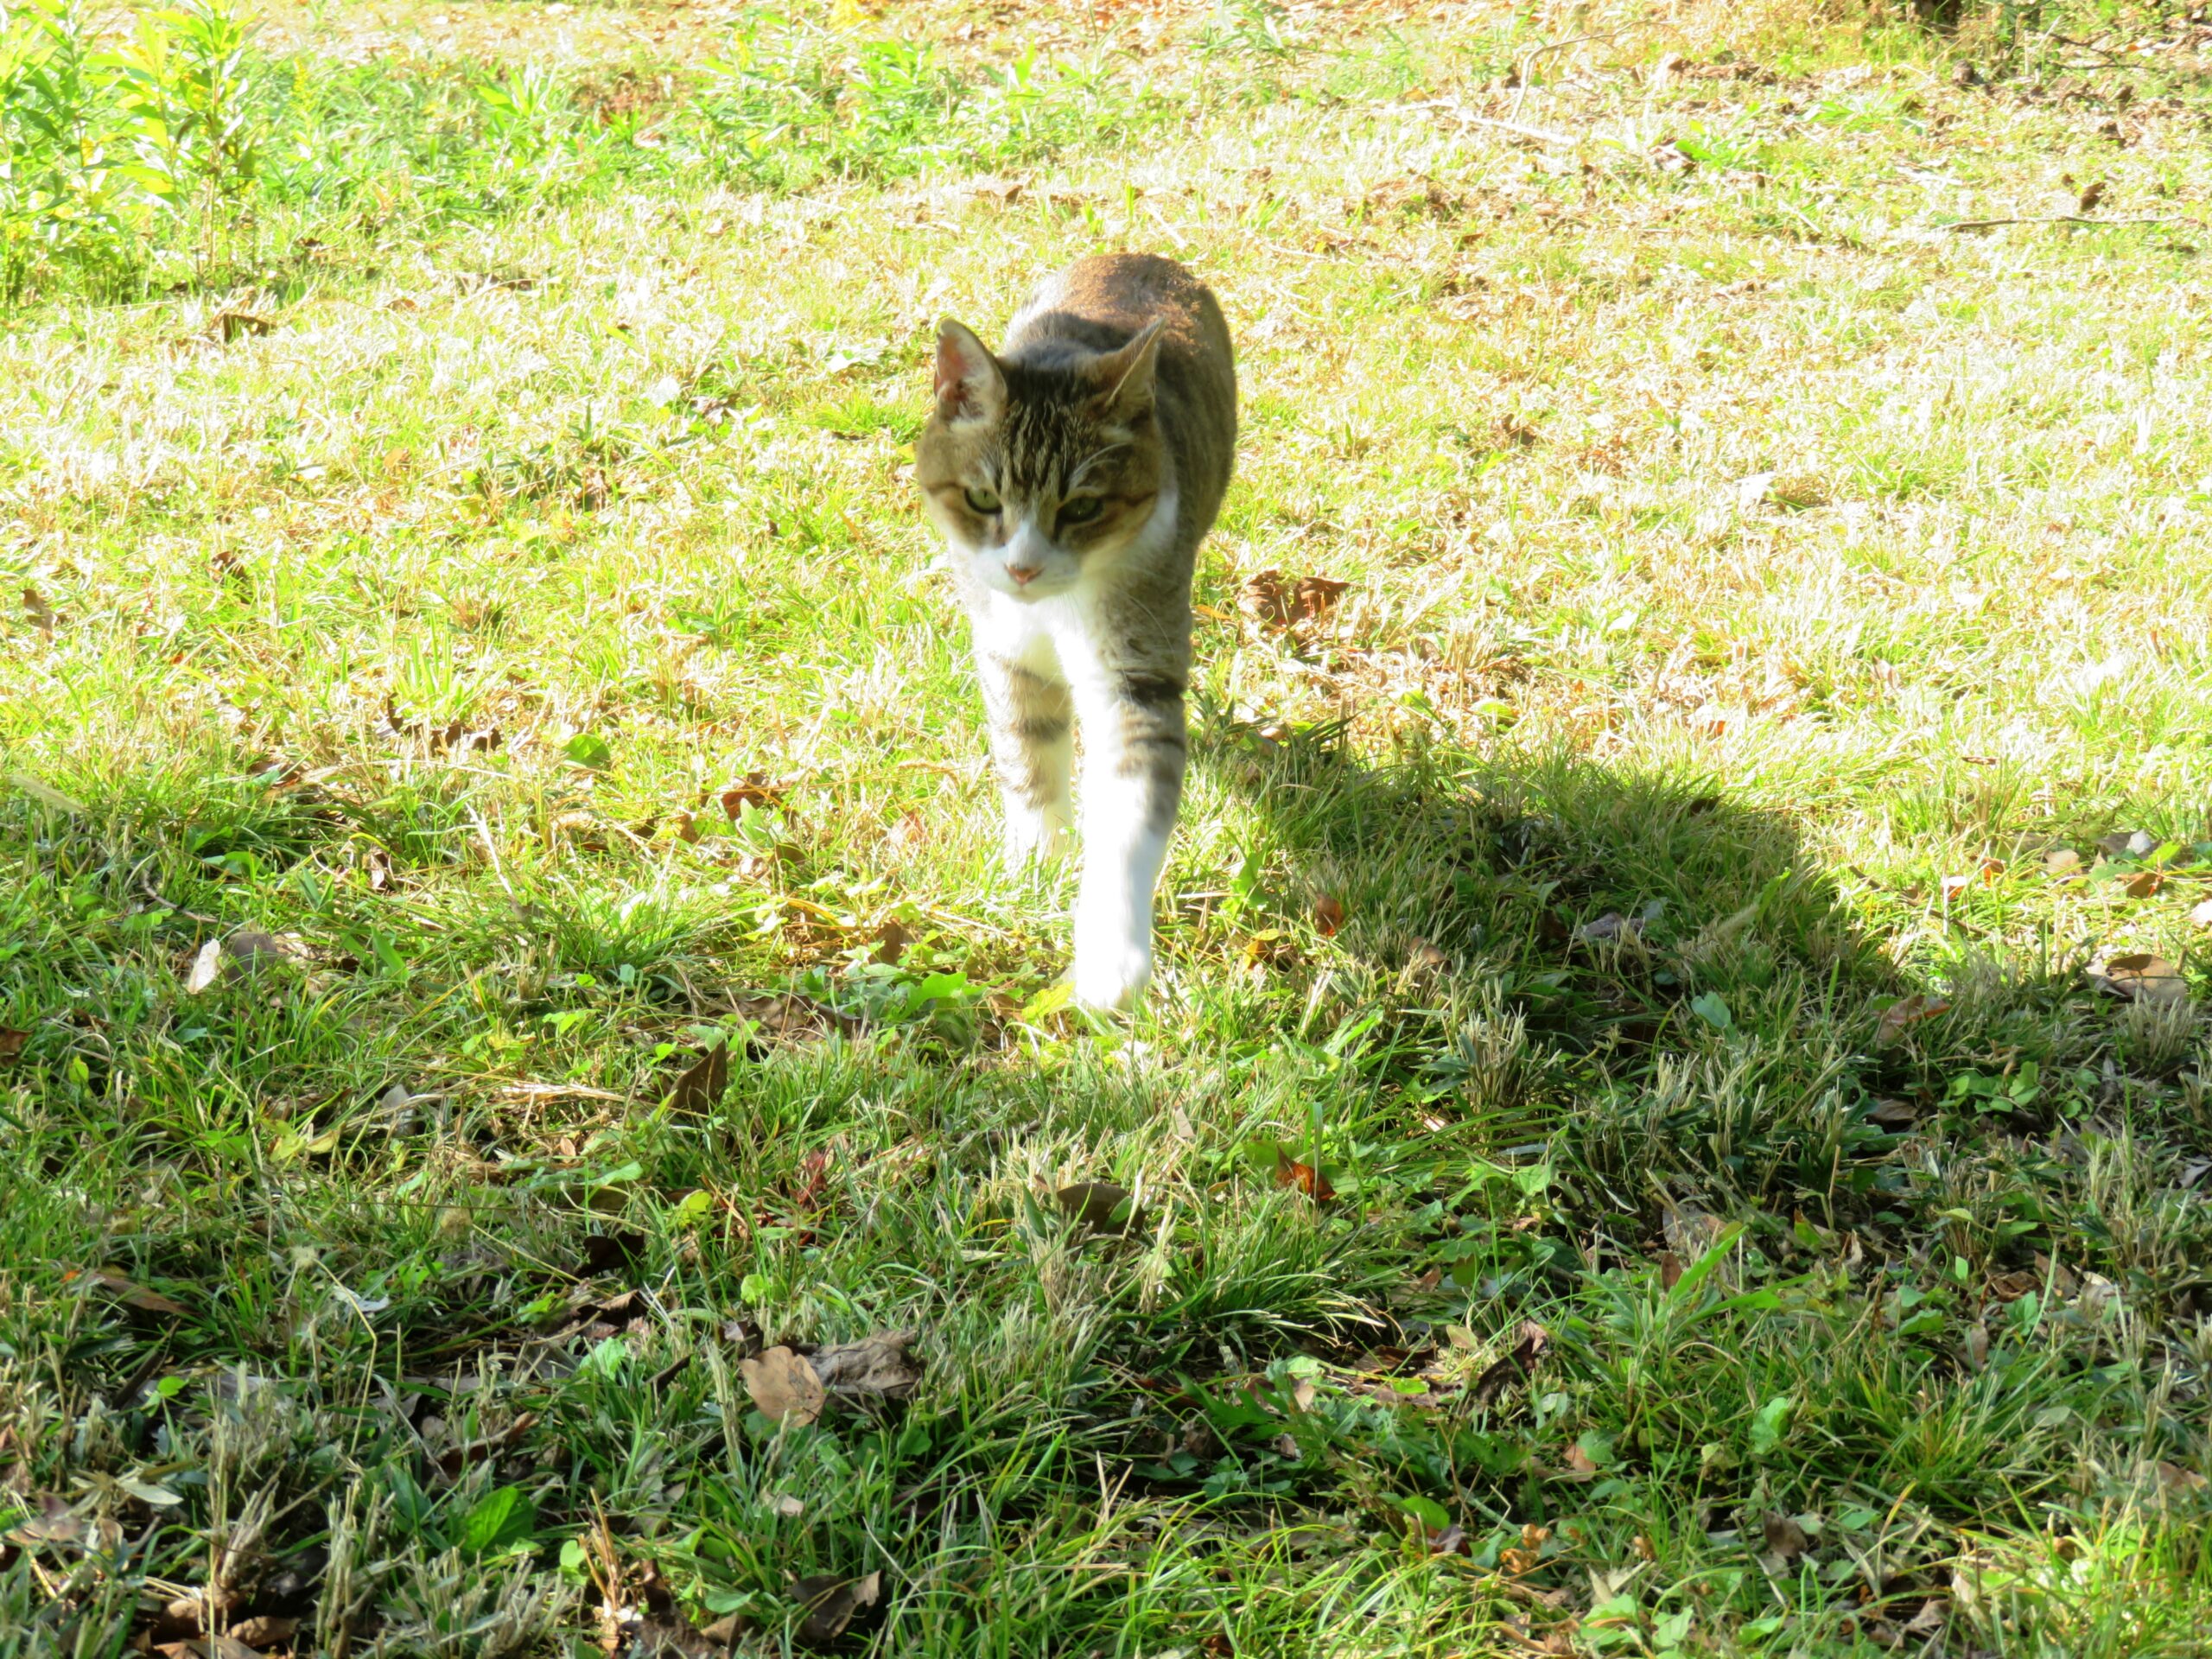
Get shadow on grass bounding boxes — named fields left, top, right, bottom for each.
left=1186, top=708, right=1917, bottom=1233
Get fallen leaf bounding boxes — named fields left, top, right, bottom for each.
left=1939, top=873, right=1973, bottom=900
left=2156, top=1460, right=2208, bottom=1493
left=1240, top=569, right=1350, bottom=631
left=581, top=1230, right=645, bottom=1275
left=22, top=586, right=54, bottom=630
left=184, top=938, right=224, bottom=995
left=1408, top=938, right=1449, bottom=972
left=221, top=930, right=298, bottom=976
left=224, top=1617, right=298, bottom=1647
left=791, top=1570, right=880, bottom=1649
left=2124, top=870, right=2164, bottom=899
left=1574, top=912, right=1643, bottom=944
left=809, top=1330, right=923, bottom=1406
left=1472, top=1320, right=1550, bottom=1404
left=1658, top=1250, right=1684, bottom=1292
left=720, top=772, right=786, bottom=817
left=67, top=1268, right=189, bottom=1319
left=1427, top=1523, right=1467, bottom=1555
left=212, top=309, right=274, bottom=341
left=870, top=920, right=910, bottom=965
left=1312, top=893, right=1345, bottom=937
left=1274, top=1153, right=1335, bottom=1203
left=1901, top=1599, right=1948, bottom=1636
left=1055, top=1181, right=1141, bottom=1234
left=10, top=1493, right=85, bottom=1545
left=741, top=1347, right=826, bottom=1427
left=1760, top=1510, right=1808, bottom=1562
left=2078, top=179, right=2107, bottom=213
left=2101, top=953, right=2187, bottom=1004
left=0, top=1027, right=25, bottom=1064
left=1562, top=1442, right=1599, bottom=1477
left=2098, top=830, right=2156, bottom=859
left=667, top=1043, right=730, bottom=1116
left=1869, top=1097, right=1918, bottom=1128
left=1875, top=993, right=1950, bottom=1045
left=2044, top=849, right=2083, bottom=880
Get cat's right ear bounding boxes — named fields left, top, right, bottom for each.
left=934, top=321, right=1004, bottom=423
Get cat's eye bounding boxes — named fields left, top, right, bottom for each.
left=963, top=486, right=1001, bottom=515
left=1058, top=495, right=1103, bottom=526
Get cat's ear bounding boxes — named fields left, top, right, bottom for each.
left=934, top=321, right=1004, bottom=423
left=1088, top=319, right=1165, bottom=422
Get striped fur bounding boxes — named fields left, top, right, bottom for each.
left=918, top=255, right=1237, bottom=1009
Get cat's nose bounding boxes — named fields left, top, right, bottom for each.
left=1006, top=562, right=1041, bottom=586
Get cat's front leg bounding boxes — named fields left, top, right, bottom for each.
left=976, top=646, right=1074, bottom=866
left=1071, top=672, right=1186, bottom=1010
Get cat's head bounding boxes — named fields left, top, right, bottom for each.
left=917, top=318, right=1166, bottom=601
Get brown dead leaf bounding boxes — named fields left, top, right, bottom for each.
left=2124, top=870, right=2164, bottom=899
left=1869, top=1097, right=1918, bottom=1128
left=1939, top=873, right=1973, bottom=900
left=2101, top=953, right=2187, bottom=1004
left=870, top=920, right=910, bottom=965
left=2156, top=1460, right=2209, bottom=1493
left=2077, top=179, right=2107, bottom=213
left=1239, top=569, right=1351, bottom=632
left=1312, top=893, right=1345, bottom=938
left=1472, top=1320, right=1550, bottom=1404
left=1055, top=1181, right=1141, bottom=1235
left=719, top=772, right=786, bottom=818
left=1901, top=1599, right=1948, bottom=1637
left=1875, top=993, right=1950, bottom=1045
left=810, top=1330, right=923, bottom=1406
left=1760, top=1511, right=1808, bottom=1562
left=791, top=1570, right=880, bottom=1649
left=0, top=1027, right=25, bottom=1064
left=22, top=586, right=54, bottom=631
left=741, top=1347, right=826, bottom=1427
left=67, top=1267, right=189, bottom=1319
left=1428, top=1522, right=1468, bottom=1556
left=1658, top=1251, right=1684, bottom=1292
left=1274, top=1153, right=1335, bottom=1203
left=225, top=1617, right=298, bottom=1648
left=2044, top=848, right=2084, bottom=880
left=212, top=310, right=274, bottom=342
left=667, top=1043, right=730, bottom=1116
left=10, top=1493, right=85, bottom=1546
left=1562, top=1442, right=1599, bottom=1478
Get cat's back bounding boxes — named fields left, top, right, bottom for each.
left=1007, top=256, right=1236, bottom=509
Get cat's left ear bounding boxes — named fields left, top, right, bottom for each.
left=1088, top=319, right=1165, bottom=422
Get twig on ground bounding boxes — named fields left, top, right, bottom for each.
left=1944, top=214, right=2180, bottom=232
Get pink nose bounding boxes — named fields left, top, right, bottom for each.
left=1007, top=563, right=1040, bottom=586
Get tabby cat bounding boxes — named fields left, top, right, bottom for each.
left=918, top=254, right=1237, bottom=1009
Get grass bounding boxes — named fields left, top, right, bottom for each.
left=4, top=0, right=2212, bottom=1653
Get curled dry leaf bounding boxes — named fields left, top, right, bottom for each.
left=1472, top=1319, right=1550, bottom=1404
left=871, top=919, right=911, bottom=965
left=226, top=1617, right=299, bottom=1648
left=0, top=1027, right=26, bottom=1064
left=741, top=1346, right=827, bottom=1427
left=1760, top=1510, right=1808, bottom=1563
left=2100, top=953, right=2187, bottom=1005
left=1274, top=1153, right=1335, bottom=1203
left=1573, top=912, right=1643, bottom=944
left=67, top=1267, right=190, bottom=1319
left=1312, top=893, right=1345, bottom=938
left=667, top=1043, right=730, bottom=1116
left=809, top=1330, right=923, bottom=1406
left=719, top=772, right=786, bottom=818
left=1875, top=993, right=1950, bottom=1045
left=2123, top=870, right=2164, bottom=899
left=184, top=938, right=224, bottom=995
left=791, top=1570, right=881, bottom=1649
left=1240, top=569, right=1351, bottom=632
left=1055, top=1181, right=1141, bottom=1235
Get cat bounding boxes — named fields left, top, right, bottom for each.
left=918, top=254, right=1236, bottom=1010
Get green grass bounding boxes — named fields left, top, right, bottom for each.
left=5, top=0, right=2212, bottom=1654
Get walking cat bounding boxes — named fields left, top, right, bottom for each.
left=918, top=254, right=1236, bottom=1009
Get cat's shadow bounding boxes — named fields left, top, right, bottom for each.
left=1179, top=706, right=1915, bottom=1215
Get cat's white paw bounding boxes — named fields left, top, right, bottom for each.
left=1071, top=906, right=1153, bottom=1011
left=1002, top=802, right=1072, bottom=868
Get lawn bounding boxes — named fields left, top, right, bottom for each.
left=4, top=0, right=2212, bottom=1653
